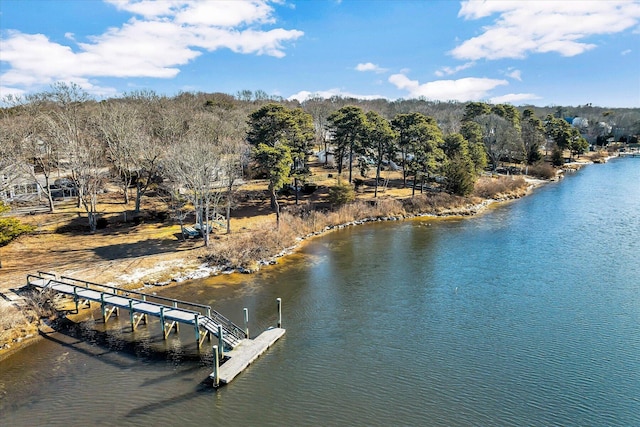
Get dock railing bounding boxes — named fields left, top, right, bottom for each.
left=59, top=275, right=212, bottom=315
left=26, top=272, right=248, bottom=344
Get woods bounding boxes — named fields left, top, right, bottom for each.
left=2, top=86, right=639, bottom=241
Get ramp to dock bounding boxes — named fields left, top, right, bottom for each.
left=26, top=272, right=246, bottom=349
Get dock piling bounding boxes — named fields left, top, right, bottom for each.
left=212, top=345, right=220, bottom=387
left=217, top=325, right=224, bottom=358
left=243, top=308, right=249, bottom=339
left=194, top=313, right=200, bottom=345
left=276, top=298, right=282, bottom=328
left=160, top=306, right=166, bottom=339
left=129, top=300, right=135, bottom=331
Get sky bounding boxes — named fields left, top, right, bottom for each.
left=1, top=0, right=639, bottom=108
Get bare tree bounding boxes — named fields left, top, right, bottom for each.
left=1, top=94, right=61, bottom=211
left=94, top=100, right=140, bottom=205
left=204, top=105, right=249, bottom=234
left=164, top=113, right=224, bottom=246
left=302, top=96, right=333, bottom=163
left=45, top=83, right=106, bottom=231
left=0, top=119, right=19, bottom=200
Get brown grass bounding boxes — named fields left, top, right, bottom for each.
left=0, top=302, right=38, bottom=347
left=590, top=151, right=609, bottom=163
left=527, top=163, right=557, bottom=180
left=403, top=192, right=472, bottom=214
left=473, top=176, right=528, bottom=199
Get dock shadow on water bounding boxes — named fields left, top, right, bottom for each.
left=41, top=313, right=215, bottom=374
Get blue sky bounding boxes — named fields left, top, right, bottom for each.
left=1, top=0, right=639, bottom=107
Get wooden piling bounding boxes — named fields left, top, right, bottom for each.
left=243, top=308, right=249, bottom=339
left=217, top=325, right=224, bottom=358
left=212, top=345, right=220, bottom=387
left=277, top=298, right=282, bottom=328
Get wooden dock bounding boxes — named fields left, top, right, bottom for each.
left=27, top=272, right=287, bottom=388
left=26, top=272, right=246, bottom=348
left=212, top=327, right=286, bottom=386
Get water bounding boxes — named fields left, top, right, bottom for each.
left=2, top=158, right=639, bottom=426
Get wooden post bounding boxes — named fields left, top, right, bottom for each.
left=73, top=286, right=79, bottom=313
left=243, top=308, right=249, bottom=339
left=194, top=313, right=200, bottom=345
left=129, top=300, right=135, bottom=331
left=276, top=297, right=282, bottom=328
left=217, top=325, right=224, bottom=358
left=160, top=306, right=166, bottom=339
left=100, top=293, right=106, bottom=323
left=212, top=345, right=219, bottom=387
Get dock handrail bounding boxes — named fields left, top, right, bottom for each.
left=27, top=273, right=54, bottom=289
left=37, top=271, right=57, bottom=280
left=59, top=275, right=212, bottom=315
left=207, top=309, right=247, bottom=341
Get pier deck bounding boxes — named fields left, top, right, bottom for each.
left=213, top=327, right=286, bottom=385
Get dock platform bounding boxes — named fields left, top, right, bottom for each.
left=212, top=327, right=285, bottom=386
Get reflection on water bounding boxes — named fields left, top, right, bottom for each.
left=2, top=158, right=639, bottom=426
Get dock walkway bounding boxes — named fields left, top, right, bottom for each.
left=27, top=272, right=246, bottom=348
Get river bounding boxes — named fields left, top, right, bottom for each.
left=2, top=158, right=639, bottom=426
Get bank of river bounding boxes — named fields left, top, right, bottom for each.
left=3, top=157, right=639, bottom=426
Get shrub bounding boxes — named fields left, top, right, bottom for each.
left=328, top=180, right=355, bottom=206
left=0, top=203, right=35, bottom=246
left=526, top=163, right=557, bottom=180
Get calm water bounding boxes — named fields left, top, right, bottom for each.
left=2, top=158, right=639, bottom=426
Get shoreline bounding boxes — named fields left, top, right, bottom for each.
left=0, top=161, right=596, bottom=362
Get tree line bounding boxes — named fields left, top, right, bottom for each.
left=2, top=85, right=638, bottom=238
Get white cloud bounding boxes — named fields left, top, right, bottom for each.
left=355, top=62, right=387, bottom=73
left=175, top=1, right=275, bottom=27
left=490, top=93, right=541, bottom=104
left=452, top=1, right=640, bottom=60
left=287, top=89, right=385, bottom=102
left=0, top=86, right=26, bottom=99
left=434, top=61, right=475, bottom=77
left=104, top=0, right=185, bottom=19
left=1, top=0, right=303, bottom=93
left=388, top=74, right=508, bottom=102
left=621, top=49, right=632, bottom=55
left=505, top=69, right=522, bottom=81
